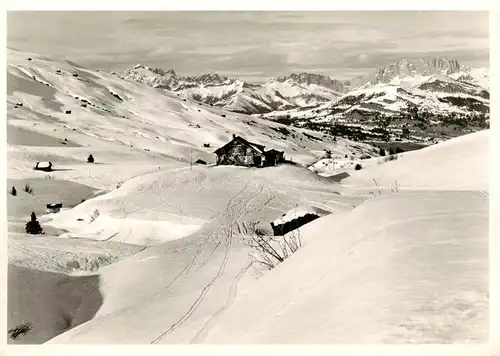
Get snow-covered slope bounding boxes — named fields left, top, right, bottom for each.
left=202, top=190, right=488, bottom=343
left=451, top=67, right=490, bottom=90
left=199, top=130, right=489, bottom=343
left=263, top=73, right=489, bottom=124
left=342, top=129, right=489, bottom=191
left=7, top=48, right=376, bottom=344
left=7, top=47, right=488, bottom=345
left=7, top=48, right=375, bottom=187
left=45, top=130, right=488, bottom=344
left=118, top=66, right=342, bottom=114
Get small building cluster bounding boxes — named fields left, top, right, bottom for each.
left=214, top=135, right=285, bottom=167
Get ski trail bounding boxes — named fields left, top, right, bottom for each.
left=149, top=183, right=261, bottom=344
left=189, top=256, right=252, bottom=343
left=150, top=224, right=234, bottom=344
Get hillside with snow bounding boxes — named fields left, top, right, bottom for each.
left=6, top=47, right=488, bottom=345
left=262, top=73, right=489, bottom=121
left=6, top=48, right=375, bottom=343
left=43, top=127, right=488, bottom=344
left=118, top=66, right=343, bottom=114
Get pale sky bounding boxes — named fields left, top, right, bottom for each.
left=7, top=11, right=489, bottom=83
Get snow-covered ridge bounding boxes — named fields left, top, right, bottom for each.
left=261, top=70, right=489, bottom=126
left=119, top=56, right=488, bottom=116
left=118, top=65, right=341, bottom=115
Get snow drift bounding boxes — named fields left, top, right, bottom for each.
left=46, top=130, right=488, bottom=344
left=201, top=190, right=488, bottom=343
left=343, top=129, right=489, bottom=191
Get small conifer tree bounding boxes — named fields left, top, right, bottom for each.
left=25, top=212, right=43, bottom=235
left=11, top=186, right=17, bottom=196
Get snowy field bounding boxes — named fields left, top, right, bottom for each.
left=6, top=48, right=488, bottom=345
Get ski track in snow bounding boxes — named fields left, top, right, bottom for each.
left=150, top=183, right=262, bottom=343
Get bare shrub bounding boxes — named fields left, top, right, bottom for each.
left=89, top=209, right=100, bottom=223
left=243, top=221, right=303, bottom=271
left=24, top=184, right=33, bottom=194
left=383, top=154, right=399, bottom=163
left=391, top=180, right=400, bottom=193
left=373, top=178, right=382, bottom=195
left=370, top=178, right=400, bottom=197
left=8, top=322, right=33, bottom=340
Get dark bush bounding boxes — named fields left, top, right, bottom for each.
left=8, top=322, right=33, bottom=340
left=11, top=186, right=17, bottom=196
left=65, top=110, right=71, bottom=114
left=87, top=154, right=95, bottom=163
left=354, top=164, right=363, bottom=171
left=379, top=147, right=386, bottom=156
left=25, top=212, right=43, bottom=235
left=24, top=184, right=33, bottom=194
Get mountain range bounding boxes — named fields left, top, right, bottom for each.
left=117, top=57, right=489, bottom=116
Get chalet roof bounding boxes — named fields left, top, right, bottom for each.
left=264, top=148, right=284, bottom=154
left=214, top=136, right=266, bottom=155
left=272, top=206, right=330, bottom=226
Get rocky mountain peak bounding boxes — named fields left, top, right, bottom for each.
left=277, top=72, right=348, bottom=93
left=190, top=72, right=229, bottom=84
left=425, top=57, right=461, bottom=74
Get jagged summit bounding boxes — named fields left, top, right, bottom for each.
left=119, top=66, right=342, bottom=113
left=120, top=56, right=487, bottom=115
left=348, top=57, right=464, bottom=89
left=277, top=72, right=348, bottom=93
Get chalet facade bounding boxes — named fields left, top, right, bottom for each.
left=214, top=135, right=285, bottom=167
